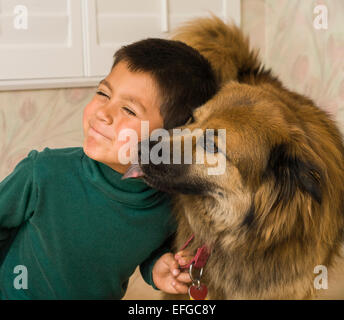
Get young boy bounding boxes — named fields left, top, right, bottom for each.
left=0, top=38, right=217, bottom=299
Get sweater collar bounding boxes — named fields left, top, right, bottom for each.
left=81, top=151, right=166, bottom=208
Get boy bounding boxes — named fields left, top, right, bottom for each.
left=0, top=38, right=217, bottom=299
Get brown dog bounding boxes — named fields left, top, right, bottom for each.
left=128, top=16, right=344, bottom=299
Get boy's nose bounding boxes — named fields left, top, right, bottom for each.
left=96, top=104, right=116, bottom=124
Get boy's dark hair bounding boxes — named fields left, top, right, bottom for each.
left=112, top=38, right=218, bottom=129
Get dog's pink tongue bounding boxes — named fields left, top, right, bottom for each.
left=121, top=164, right=144, bottom=180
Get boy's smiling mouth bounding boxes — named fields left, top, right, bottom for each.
left=89, top=124, right=111, bottom=140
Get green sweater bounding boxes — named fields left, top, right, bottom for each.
left=0, top=147, right=175, bottom=299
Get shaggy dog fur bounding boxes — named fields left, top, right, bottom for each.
left=139, top=16, right=344, bottom=299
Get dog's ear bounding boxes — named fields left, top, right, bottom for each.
left=266, top=143, right=323, bottom=207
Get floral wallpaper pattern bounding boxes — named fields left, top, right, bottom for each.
left=242, top=0, right=344, bottom=134
left=0, top=0, right=343, bottom=299
left=0, top=87, right=95, bottom=179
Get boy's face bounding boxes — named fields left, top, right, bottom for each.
left=82, top=61, right=163, bottom=174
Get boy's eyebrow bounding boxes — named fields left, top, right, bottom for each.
left=98, top=79, right=146, bottom=113
left=99, top=79, right=112, bottom=92
left=119, top=94, right=146, bottom=113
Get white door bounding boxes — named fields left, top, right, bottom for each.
left=0, top=0, right=84, bottom=80
left=85, top=0, right=241, bottom=77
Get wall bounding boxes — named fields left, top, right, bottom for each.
left=242, top=0, right=344, bottom=135
left=0, top=87, right=94, bottom=179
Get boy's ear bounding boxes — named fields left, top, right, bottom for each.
left=266, top=143, right=323, bottom=207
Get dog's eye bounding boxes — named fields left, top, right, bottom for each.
left=185, top=115, right=195, bottom=125
left=199, top=133, right=219, bottom=154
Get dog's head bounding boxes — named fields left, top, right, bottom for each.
left=126, top=81, right=327, bottom=239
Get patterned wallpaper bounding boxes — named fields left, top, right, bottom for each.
left=242, top=0, right=344, bottom=134
left=0, top=87, right=95, bottom=179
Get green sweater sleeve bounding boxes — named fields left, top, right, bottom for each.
left=139, top=233, right=175, bottom=290
left=0, top=150, right=38, bottom=249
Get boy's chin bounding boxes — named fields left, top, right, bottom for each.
left=82, top=143, right=96, bottom=160
left=83, top=144, right=132, bottom=174
left=83, top=143, right=106, bottom=162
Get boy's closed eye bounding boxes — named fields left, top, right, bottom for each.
left=121, top=106, right=137, bottom=117
left=96, top=90, right=110, bottom=99
left=96, top=91, right=137, bottom=117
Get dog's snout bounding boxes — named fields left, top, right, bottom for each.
left=137, top=139, right=160, bottom=163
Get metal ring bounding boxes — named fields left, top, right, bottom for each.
left=189, top=262, right=203, bottom=288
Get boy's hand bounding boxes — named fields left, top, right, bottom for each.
left=152, top=250, right=194, bottom=294
left=174, top=250, right=194, bottom=268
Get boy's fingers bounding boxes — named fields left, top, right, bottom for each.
left=178, top=258, right=194, bottom=266
left=175, top=255, right=194, bottom=267
left=174, top=250, right=194, bottom=269
left=176, top=271, right=192, bottom=283
left=163, top=254, right=180, bottom=276
left=174, top=250, right=184, bottom=259
left=175, top=250, right=192, bottom=259
left=171, top=280, right=189, bottom=294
